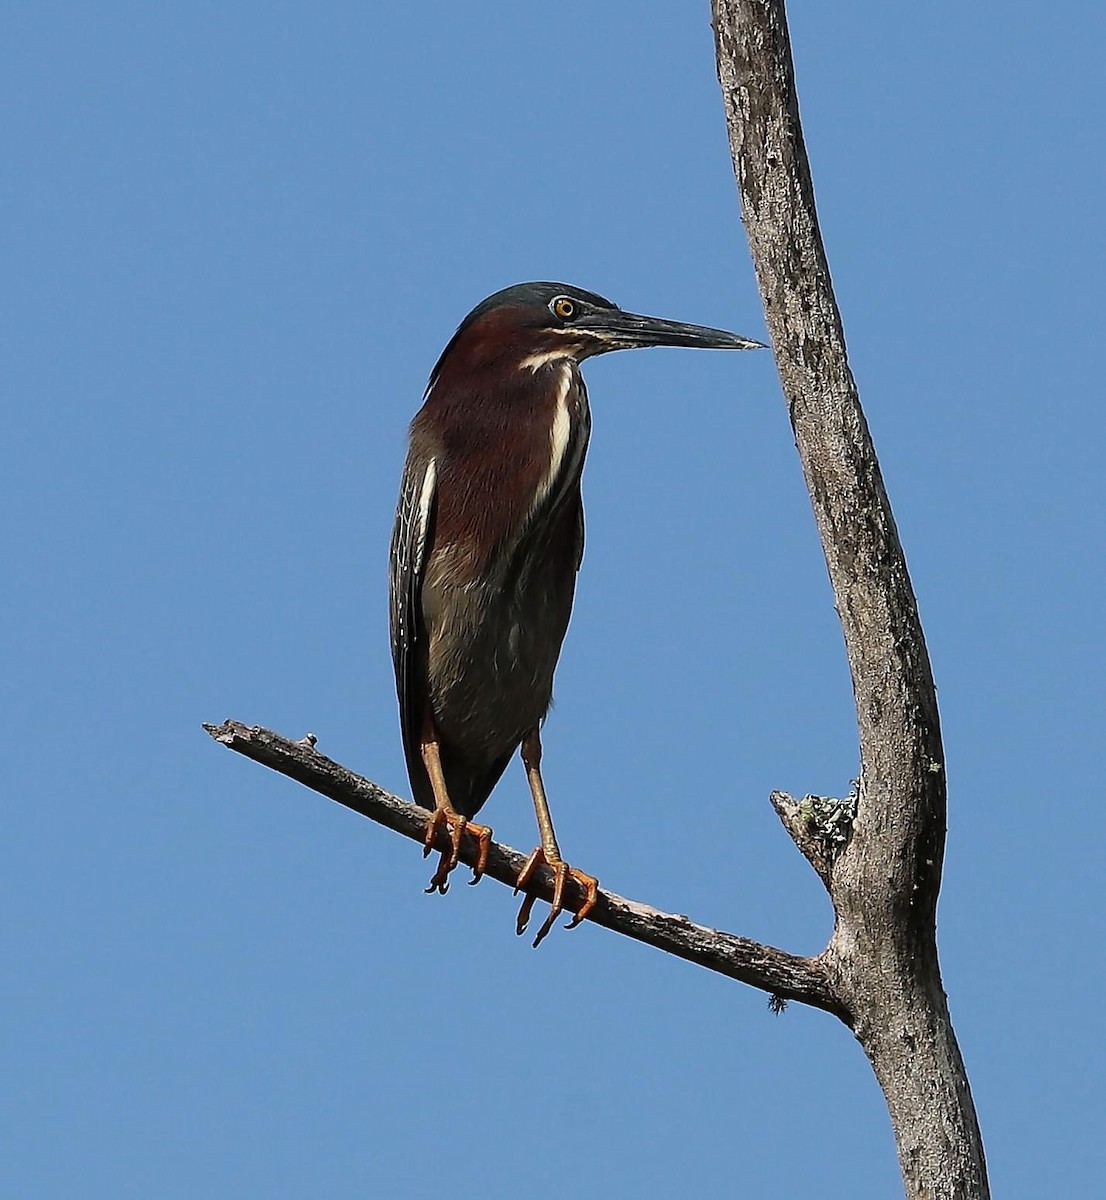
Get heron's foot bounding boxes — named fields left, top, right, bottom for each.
left=423, top=808, right=492, bottom=893
left=514, top=848, right=598, bottom=948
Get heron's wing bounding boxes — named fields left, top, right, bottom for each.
left=389, top=450, right=437, bottom=796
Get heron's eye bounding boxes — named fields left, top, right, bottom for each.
left=551, top=296, right=576, bottom=320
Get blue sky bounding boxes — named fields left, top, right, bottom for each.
left=4, top=3, right=1103, bottom=1196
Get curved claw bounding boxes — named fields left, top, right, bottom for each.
left=530, top=906, right=560, bottom=949
left=513, top=848, right=599, bottom=948
left=425, top=851, right=452, bottom=895
left=515, top=891, right=539, bottom=937
left=422, top=809, right=493, bottom=895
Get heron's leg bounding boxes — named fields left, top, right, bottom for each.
left=420, top=715, right=492, bottom=893
left=514, top=728, right=599, bottom=947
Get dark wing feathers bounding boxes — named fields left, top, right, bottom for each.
left=389, top=451, right=436, bottom=799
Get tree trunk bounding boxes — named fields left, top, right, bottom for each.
left=711, top=2, right=989, bottom=1195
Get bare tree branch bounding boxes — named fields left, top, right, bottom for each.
left=770, top=789, right=856, bottom=890
left=711, top=2, right=988, bottom=1196
left=203, top=720, right=844, bottom=1017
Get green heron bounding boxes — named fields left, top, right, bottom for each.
left=390, top=282, right=763, bottom=946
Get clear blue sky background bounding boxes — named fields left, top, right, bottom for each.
left=4, top=4, right=1103, bottom=1196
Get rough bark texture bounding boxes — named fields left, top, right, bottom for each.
left=203, top=721, right=843, bottom=1014
left=711, top=2, right=988, bottom=1197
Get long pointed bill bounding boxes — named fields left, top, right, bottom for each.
left=576, top=308, right=766, bottom=352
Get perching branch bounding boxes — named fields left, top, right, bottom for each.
left=712, top=2, right=988, bottom=1197
left=203, top=720, right=844, bottom=1017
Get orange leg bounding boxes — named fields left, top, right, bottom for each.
left=513, top=728, right=598, bottom=947
left=420, top=720, right=492, bottom=893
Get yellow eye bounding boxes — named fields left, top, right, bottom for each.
left=552, top=296, right=576, bottom=320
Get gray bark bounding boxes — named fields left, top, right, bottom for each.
left=202, top=720, right=843, bottom=1014
left=711, top=2, right=988, bottom=1196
